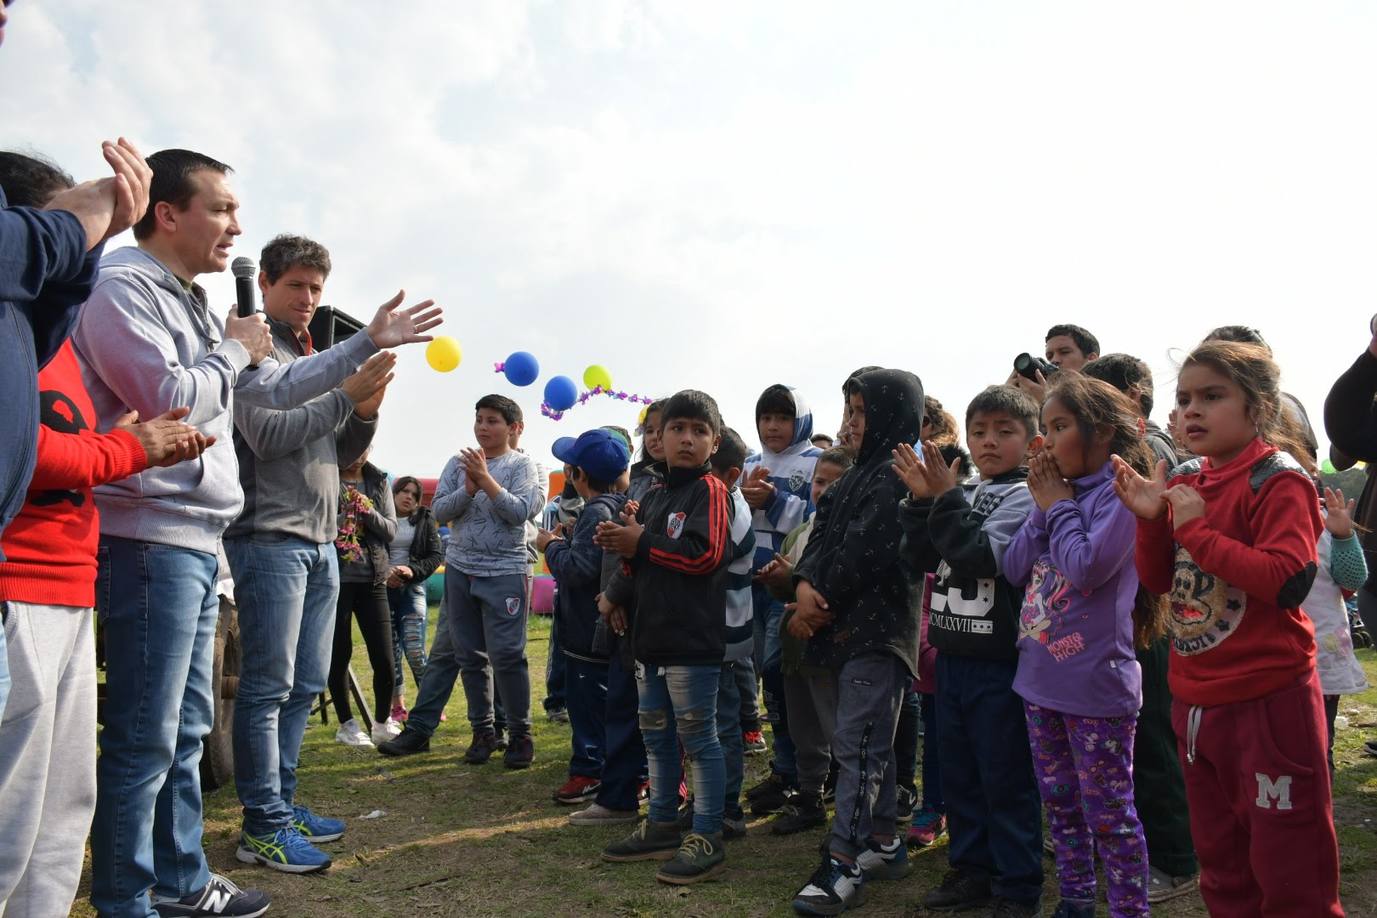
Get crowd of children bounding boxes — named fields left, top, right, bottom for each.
left=482, top=322, right=1364, bottom=918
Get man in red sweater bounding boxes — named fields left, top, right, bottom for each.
left=0, top=155, right=209, bottom=917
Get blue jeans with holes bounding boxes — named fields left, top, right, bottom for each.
left=638, top=663, right=724, bottom=836
left=91, top=537, right=218, bottom=918
left=224, top=534, right=338, bottom=835
left=388, top=582, right=429, bottom=694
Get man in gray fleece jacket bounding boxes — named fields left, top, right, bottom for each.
left=71, top=149, right=441, bottom=918
left=222, top=234, right=393, bottom=877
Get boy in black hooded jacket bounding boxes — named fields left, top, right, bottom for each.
left=789, top=368, right=924, bottom=916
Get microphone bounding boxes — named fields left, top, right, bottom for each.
left=232, top=257, right=257, bottom=318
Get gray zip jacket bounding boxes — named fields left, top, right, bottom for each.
left=224, top=318, right=377, bottom=544
left=72, top=246, right=377, bottom=553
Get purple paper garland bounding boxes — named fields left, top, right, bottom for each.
left=539, top=386, right=657, bottom=420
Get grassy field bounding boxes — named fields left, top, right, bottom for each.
left=76, top=613, right=1377, bottom=917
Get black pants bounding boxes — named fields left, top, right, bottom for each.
left=1134, top=635, right=1198, bottom=877
left=330, top=580, right=396, bottom=724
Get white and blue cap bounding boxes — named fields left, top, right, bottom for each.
left=552, top=429, right=631, bottom=482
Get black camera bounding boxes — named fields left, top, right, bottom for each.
left=1013, top=353, right=1058, bottom=382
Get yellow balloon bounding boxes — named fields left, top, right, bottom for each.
left=638, top=405, right=649, bottom=427
left=584, top=364, right=613, bottom=390
left=426, top=336, right=461, bottom=373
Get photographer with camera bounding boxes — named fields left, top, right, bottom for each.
left=1006, top=324, right=1100, bottom=402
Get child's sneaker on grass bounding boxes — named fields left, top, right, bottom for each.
left=792, top=848, right=864, bottom=916
left=569, top=802, right=639, bottom=826
left=370, top=718, right=402, bottom=745
left=906, top=807, right=946, bottom=847
left=746, top=771, right=795, bottom=816
left=377, top=727, right=430, bottom=757
left=894, top=785, right=916, bottom=823
left=855, top=836, right=910, bottom=881
left=553, top=775, right=600, bottom=804
left=921, top=868, right=992, bottom=911
left=722, top=808, right=748, bottom=840
left=602, top=819, right=682, bottom=862
left=1147, top=866, right=1199, bottom=903
left=292, top=805, right=344, bottom=843
left=503, top=733, right=534, bottom=769
left=743, top=729, right=767, bottom=755
left=656, top=832, right=726, bottom=885
left=334, top=719, right=372, bottom=748
left=235, top=826, right=331, bottom=874
left=150, top=874, right=269, bottom=918
left=770, top=792, right=827, bottom=836
left=463, top=729, right=500, bottom=764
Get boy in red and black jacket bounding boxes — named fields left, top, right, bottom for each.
left=596, top=390, right=733, bottom=886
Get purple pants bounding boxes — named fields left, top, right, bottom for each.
left=1024, top=703, right=1149, bottom=918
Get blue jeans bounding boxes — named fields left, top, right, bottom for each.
left=447, top=569, right=531, bottom=735
left=91, top=537, right=218, bottom=918
left=716, top=661, right=746, bottom=817
left=594, top=646, right=647, bottom=811
left=544, top=611, right=567, bottom=713
left=936, top=654, right=1043, bottom=905
left=387, top=582, right=429, bottom=694
left=225, top=535, right=338, bottom=835
left=751, top=584, right=795, bottom=780
left=638, top=663, right=724, bottom=836
left=564, top=655, right=607, bottom=777
left=405, top=595, right=459, bottom=738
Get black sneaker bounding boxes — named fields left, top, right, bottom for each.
left=921, top=869, right=993, bottom=912
left=463, top=729, right=500, bottom=764
left=377, top=727, right=430, bottom=757
left=895, top=785, right=916, bottom=823
left=656, top=832, right=726, bottom=885
left=747, top=772, right=795, bottom=816
left=770, top=792, right=827, bottom=836
left=792, top=847, right=864, bottom=915
left=151, top=874, right=270, bottom=917
left=991, top=897, right=1042, bottom=918
left=602, top=819, right=682, bottom=862
left=722, top=809, right=748, bottom=841
left=504, top=733, right=534, bottom=769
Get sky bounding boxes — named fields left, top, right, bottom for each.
left=3, top=1, right=1374, bottom=480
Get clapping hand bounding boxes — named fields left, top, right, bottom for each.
left=892, top=441, right=960, bottom=499
left=1112, top=456, right=1168, bottom=520
left=595, top=517, right=642, bottom=558
left=1026, top=451, right=1074, bottom=511
left=741, top=466, right=775, bottom=510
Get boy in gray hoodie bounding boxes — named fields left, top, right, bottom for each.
left=73, top=148, right=440, bottom=918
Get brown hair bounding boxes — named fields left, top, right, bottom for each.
left=922, top=395, right=959, bottom=447
left=1181, top=341, right=1318, bottom=476
left=1044, top=374, right=1169, bottom=648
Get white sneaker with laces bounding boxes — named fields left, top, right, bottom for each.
left=370, top=718, right=402, bottom=744
left=335, top=719, right=373, bottom=747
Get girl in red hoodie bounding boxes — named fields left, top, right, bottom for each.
left=1112, top=340, right=1340, bottom=917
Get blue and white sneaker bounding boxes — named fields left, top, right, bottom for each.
left=293, top=804, right=345, bottom=843
left=151, top=873, right=270, bottom=917
left=792, top=850, right=865, bottom=915
left=855, top=835, right=910, bottom=880
left=236, top=825, right=332, bottom=874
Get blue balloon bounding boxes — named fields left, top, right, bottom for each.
left=503, top=351, right=540, bottom=387
left=544, top=375, right=579, bottom=412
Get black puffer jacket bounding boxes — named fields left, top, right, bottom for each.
left=399, top=505, right=443, bottom=582
left=794, top=368, right=924, bottom=675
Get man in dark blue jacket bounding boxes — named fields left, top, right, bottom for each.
left=0, top=134, right=151, bottom=725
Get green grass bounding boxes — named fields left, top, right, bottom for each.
left=74, top=613, right=1377, bottom=916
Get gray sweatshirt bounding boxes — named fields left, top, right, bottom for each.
left=433, top=450, right=544, bottom=577
left=72, top=246, right=377, bottom=553
left=225, top=318, right=377, bottom=544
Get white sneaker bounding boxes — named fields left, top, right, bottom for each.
left=335, top=719, right=373, bottom=747
left=371, top=718, right=402, bottom=744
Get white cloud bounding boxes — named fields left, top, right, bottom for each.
left=2, top=0, right=1373, bottom=483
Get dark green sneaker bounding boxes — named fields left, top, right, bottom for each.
left=655, top=832, right=725, bottom=885
left=601, top=820, right=682, bottom=862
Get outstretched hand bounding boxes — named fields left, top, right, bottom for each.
left=892, top=441, right=960, bottom=499
left=1324, top=487, right=1356, bottom=539
left=1112, top=455, right=1167, bottom=520
left=365, top=291, right=444, bottom=348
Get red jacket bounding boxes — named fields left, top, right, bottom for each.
left=1135, top=437, right=1321, bottom=706
left=0, top=342, right=147, bottom=607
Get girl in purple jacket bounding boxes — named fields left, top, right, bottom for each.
left=1004, top=376, right=1158, bottom=918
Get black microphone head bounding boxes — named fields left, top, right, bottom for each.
left=231, top=256, right=257, bottom=279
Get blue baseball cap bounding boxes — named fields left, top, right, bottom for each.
left=552, top=429, right=631, bottom=483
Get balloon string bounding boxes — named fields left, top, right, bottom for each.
left=540, top=386, right=658, bottom=421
